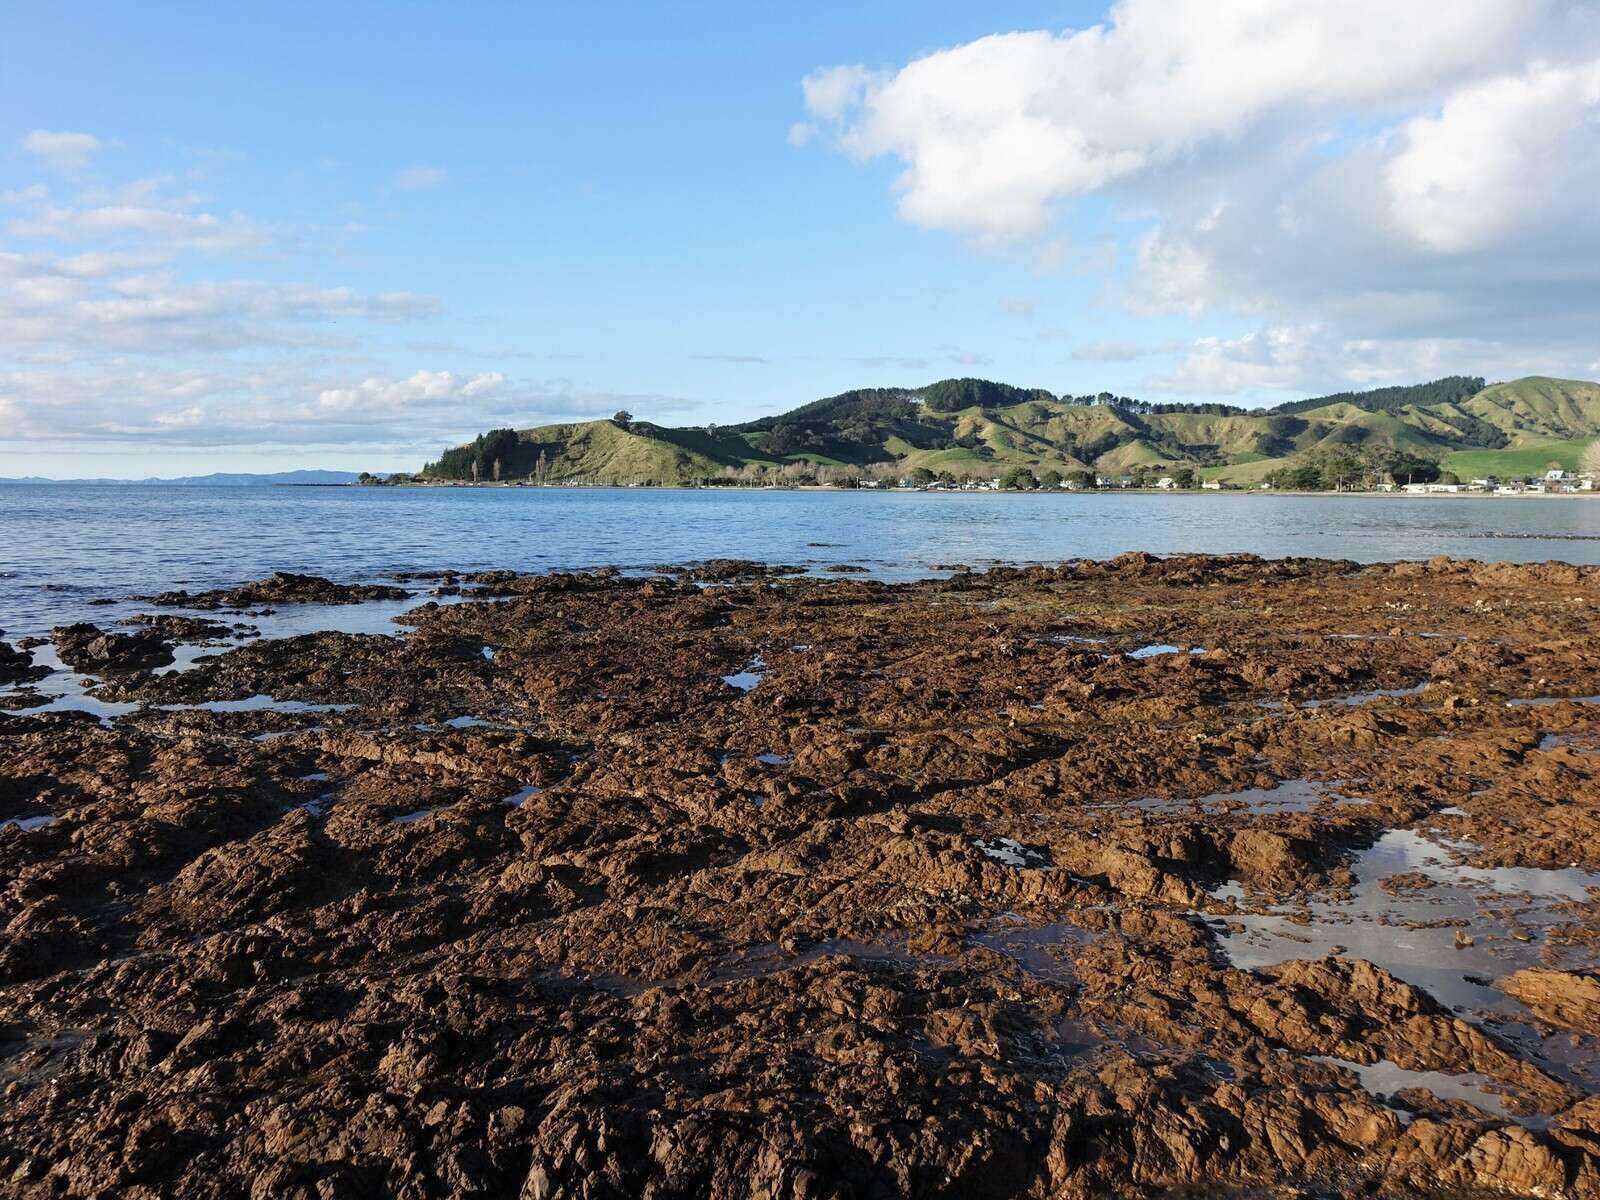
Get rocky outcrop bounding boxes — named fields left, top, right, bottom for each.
left=146, top=571, right=409, bottom=609
left=4, top=557, right=1600, bottom=1198
left=50, top=622, right=174, bottom=671
left=1501, top=968, right=1600, bottom=1034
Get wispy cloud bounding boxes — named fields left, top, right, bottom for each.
left=19, top=130, right=105, bottom=171
left=393, top=165, right=448, bottom=191
left=1069, top=339, right=1183, bottom=363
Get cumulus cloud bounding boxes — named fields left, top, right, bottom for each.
left=1143, top=324, right=1574, bottom=398
left=19, top=130, right=104, bottom=170
left=393, top=165, right=448, bottom=190
left=1385, top=59, right=1600, bottom=254
left=803, top=1, right=1600, bottom=393
left=313, top=370, right=504, bottom=415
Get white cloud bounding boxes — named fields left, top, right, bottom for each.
left=393, top=165, right=448, bottom=191
left=313, top=370, right=504, bottom=415
left=10, top=203, right=270, bottom=253
left=1068, top=339, right=1158, bottom=361
left=802, top=1, right=1600, bottom=388
left=807, top=3, right=1548, bottom=240
left=1144, top=324, right=1578, bottom=398
left=51, top=248, right=173, bottom=277
left=19, top=130, right=104, bottom=170
left=1386, top=59, right=1600, bottom=253
left=0, top=256, right=440, bottom=353
left=0, top=362, right=699, bottom=450
left=802, top=65, right=873, bottom=122
left=0, top=143, right=701, bottom=459
left=996, top=295, right=1036, bottom=318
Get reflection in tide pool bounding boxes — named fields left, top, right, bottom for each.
left=1210, top=829, right=1600, bottom=1014
left=1313, top=1057, right=1520, bottom=1125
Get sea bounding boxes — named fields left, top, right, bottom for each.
left=4, top=483, right=1600, bottom=638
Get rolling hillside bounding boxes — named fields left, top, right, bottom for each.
left=421, top=376, right=1600, bottom=486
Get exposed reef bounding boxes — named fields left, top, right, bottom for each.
left=3, top=554, right=1600, bottom=1198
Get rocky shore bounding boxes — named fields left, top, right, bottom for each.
left=2, top=554, right=1599, bottom=1198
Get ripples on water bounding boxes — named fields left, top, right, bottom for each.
left=5, top=484, right=1600, bottom=636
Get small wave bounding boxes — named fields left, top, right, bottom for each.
left=1459, top=532, right=1600, bottom=541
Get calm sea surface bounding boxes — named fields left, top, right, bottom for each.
left=4, top=483, right=1600, bottom=637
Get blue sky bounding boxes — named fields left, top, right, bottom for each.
left=3, top=1, right=1599, bottom=475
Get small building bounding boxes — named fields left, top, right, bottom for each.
left=1201, top=479, right=1222, bottom=490
left=1155, top=476, right=1175, bottom=489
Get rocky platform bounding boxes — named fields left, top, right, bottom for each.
left=2, top=554, right=1600, bottom=1198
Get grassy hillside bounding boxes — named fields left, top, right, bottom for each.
left=1443, top=439, right=1590, bottom=479
left=1462, top=378, right=1600, bottom=442
left=421, top=375, right=1600, bottom=487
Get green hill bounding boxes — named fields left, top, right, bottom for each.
left=420, top=375, right=1600, bottom=487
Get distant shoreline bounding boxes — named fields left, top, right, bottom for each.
left=368, top=480, right=1600, bottom=500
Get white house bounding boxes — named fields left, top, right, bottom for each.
left=1155, top=476, right=1175, bottom=489
left=1201, top=479, right=1223, bottom=490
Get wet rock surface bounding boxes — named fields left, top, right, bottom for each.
left=145, top=571, right=410, bottom=610
left=0, top=641, right=45, bottom=687
left=50, top=622, right=174, bottom=672
left=3, top=553, right=1600, bottom=1198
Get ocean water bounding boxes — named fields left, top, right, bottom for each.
left=3, top=484, right=1600, bottom=637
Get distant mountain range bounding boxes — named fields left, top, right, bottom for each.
left=0, top=470, right=361, bottom=487
left=422, top=375, right=1600, bottom=487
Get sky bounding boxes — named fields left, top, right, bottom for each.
left=3, top=1, right=1600, bottom=477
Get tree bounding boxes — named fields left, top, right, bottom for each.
left=1067, top=469, right=1096, bottom=489
left=1437, top=471, right=1460, bottom=486
left=1039, top=468, right=1063, bottom=489
left=357, top=471, right=375, bottom=486
left=1171, top=466, right=1196, bottom=489
left=1581, top=438, right=1600, bottom=479
left=613, top=410, right=633, bottom=430
left=909, top=467, right=935, bottom=486
left=1000, top=466, right=1037, bottom=490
